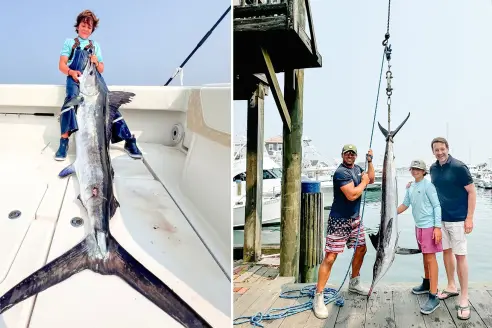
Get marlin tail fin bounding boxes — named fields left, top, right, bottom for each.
left=0, top=234, right=211, bottom=328
left=378, top=112, right=411, bottom=140
left=108, top=235, right=211, bottom=327
left=0, top=238, right=89, bottom=314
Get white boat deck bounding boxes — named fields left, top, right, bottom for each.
left=0, top=84, right=231, bottom=327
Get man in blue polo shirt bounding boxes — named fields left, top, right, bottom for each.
left=422, top=137, right=475, bottom=320
left=313, top=144, right=375, bottom=319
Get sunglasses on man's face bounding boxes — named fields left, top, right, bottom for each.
left=344, top=152, right=356, bottom=157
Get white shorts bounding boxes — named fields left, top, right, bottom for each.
left=441, top=221, right=467, bottom=255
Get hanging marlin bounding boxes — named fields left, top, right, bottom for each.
left=367, top=112, right=421, bottom=298
left=0, top=59, right=211, bottom=328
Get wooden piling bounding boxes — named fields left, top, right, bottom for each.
left=299, top=181, right=324, bottom=283
left=234, top=0, right=322, bottom=271
left=279, top=0, right=307, bottom=280
left=243, top=82, right=267, bottom=262
left=279, top=69, right=304, bottom=280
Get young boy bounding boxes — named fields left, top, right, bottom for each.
left=397, top=159, right=442, bottom=314
left=55, top=9, right=142, bottom=161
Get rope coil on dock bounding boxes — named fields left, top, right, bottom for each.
left=233, top=285, right=344, bottom=327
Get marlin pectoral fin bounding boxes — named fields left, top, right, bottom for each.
left=59, top=163, right=75, bottom=178
left=109, top=236, right=212, bottom=328
left=368, top=232, right=380, bottom=251
left=110, top=196, right=120, bottom=219
left=64, top=95, right=84, bottom=108
left=0, top=238, right=89, bottom=314
left=396, top=247, right=422, bottom=255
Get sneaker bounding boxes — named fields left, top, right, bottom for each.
left=420, top=293, right=440, bottom=314
left=313, top=291, right=328, bottom=319
left=55, top=138, right=69, bottom=161
left=412, top=278, right=430, bottom=295
left=348, top=276, right=369, bottom=296
left=124, top=135, right=142, bottom=159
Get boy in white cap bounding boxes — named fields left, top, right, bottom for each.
left=398, top=159, right=442, bottom=314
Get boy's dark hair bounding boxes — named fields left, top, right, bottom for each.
left=75, top=10, right=99, bottom=33
left=431, top=137, right=449, bottom=150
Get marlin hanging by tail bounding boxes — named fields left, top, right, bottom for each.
left=0, top=59, right=211, bottom=327
left=366, top=112, right=421, bottom=298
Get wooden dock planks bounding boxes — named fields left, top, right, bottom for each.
left=234, top=264, right=492, bottom=328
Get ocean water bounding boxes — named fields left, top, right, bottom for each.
left=233, top=173, right=492, bottom=284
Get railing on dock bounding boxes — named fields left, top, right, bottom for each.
left=233, top=0, right=321, bottom=75
left=235, top=0, right=286, bottom=6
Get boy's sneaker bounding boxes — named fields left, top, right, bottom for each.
left=420, top=293, right=440, bottom=314
left=124, top=135, right=142, bottom=159
left=55, top=138, right=69, bottom=161
left=412, top=278, right=430, bottom=295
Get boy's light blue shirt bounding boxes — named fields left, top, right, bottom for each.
left=60, top=36, right=103, bottom=66
left=402, top=178, right=442, bottom=228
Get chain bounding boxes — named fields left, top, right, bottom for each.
left=382, top=0, right=392, bottom=133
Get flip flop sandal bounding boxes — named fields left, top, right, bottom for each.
left=457, top=305, right=471, bottom=320
left=438, top=290, right=459, bottom=300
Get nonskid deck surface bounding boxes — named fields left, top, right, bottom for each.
left=0, top=116, right=230, bottom=328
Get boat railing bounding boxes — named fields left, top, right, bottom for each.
left=233, top=184, right=281, bottom=205
left=234, top=0, right=287, bottom=6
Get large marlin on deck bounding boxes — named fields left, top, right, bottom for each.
left=0, top=59, right=211, bottom=327
left=366, top=112, right=421, bottom=298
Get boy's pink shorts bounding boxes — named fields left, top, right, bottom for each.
left=415, top=226, right=443, bottom=254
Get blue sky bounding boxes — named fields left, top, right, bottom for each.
left=234, top=0, right=492, bottom=167
left=0, top=0, right=230, bottom=86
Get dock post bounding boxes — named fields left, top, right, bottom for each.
left=299, top=180, right=324, bottom=283
left=279, top=1, right=307, bottom=280
left=243, top=82, right=266, bottom=262
left=279, top=69, right=304, bottom=280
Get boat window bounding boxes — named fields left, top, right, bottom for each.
left=271, top=168, right=282, bottom=178
left=263, top=170, right=276, bottom=180
left=233, top=172, right=246, bottom=181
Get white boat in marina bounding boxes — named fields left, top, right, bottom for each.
left=267, top=135, right=338, bottom=192
left=478, top=171, right=492, bottom=189
left=469, top=163, right=488, bottom=187
left=0, top=84, right=231, bottom=327
left=232, top=143, right=282, bottom=228
left=368, top=164, right=383, bottom=190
